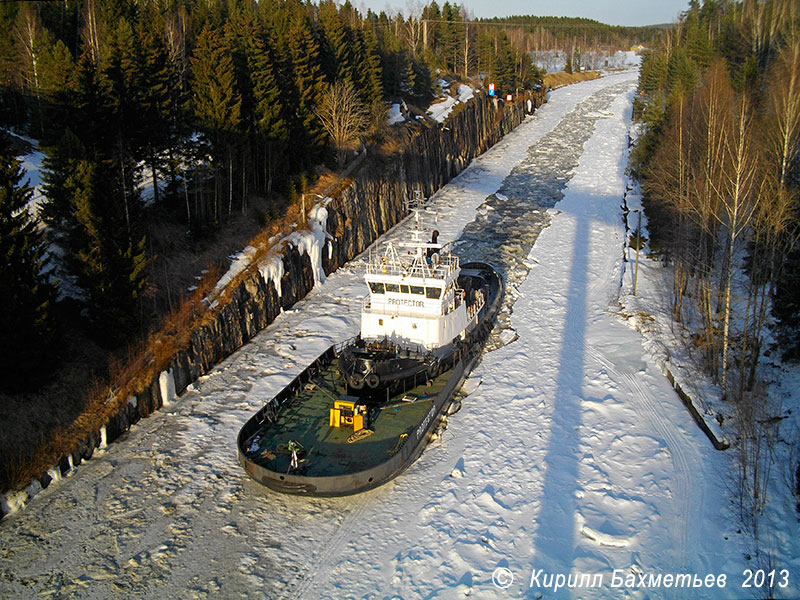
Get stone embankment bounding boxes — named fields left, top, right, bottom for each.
left=1, top=89, right=546, bottom=519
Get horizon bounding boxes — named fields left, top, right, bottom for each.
left=351, top=0, right=688, bottom=27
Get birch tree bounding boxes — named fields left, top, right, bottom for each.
left=314, top=79, right=368, bottom=171
left=713, top=91, right=760, bottom=397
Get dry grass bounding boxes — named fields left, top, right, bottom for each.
left=0, top=322, right=107, bottom=490
left=543, top=71, right=601, bottom=89
left=0, top=268, right=222, bottom=491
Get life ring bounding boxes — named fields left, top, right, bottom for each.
left=349, top=374, right=364, bottom=389
left=366, top=373, right=381, bottom=388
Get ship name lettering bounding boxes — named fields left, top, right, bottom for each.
left=388, top=298, right=425, bottom=308
left=416, top=406, right=436, bottom=439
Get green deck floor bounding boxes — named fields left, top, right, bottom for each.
left=248, top=363, right=448, bottom=477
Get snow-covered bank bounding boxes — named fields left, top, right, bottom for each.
left=427, top=83, right=476, bottom=123
left=3, top=71, right=777, bottom=599
left=4, top=129, right=46, bottom=217
left=619, top=143, right=800, bottom=598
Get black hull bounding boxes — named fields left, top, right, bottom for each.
left=237, top=262, right=503, bottom=496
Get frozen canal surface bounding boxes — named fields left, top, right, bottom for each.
left=1, top=71, right=753, bottom=599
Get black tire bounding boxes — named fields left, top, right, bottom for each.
left=349, top=374, right=364, bottom=389
left=427, top=362, right=440, bottom=379
left=366, top=373, right=380, bottom=389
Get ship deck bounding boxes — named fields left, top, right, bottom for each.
left=244, top=361, right=448, bottom=477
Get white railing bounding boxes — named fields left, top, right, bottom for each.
left=365, top=256, right=459, bottom=280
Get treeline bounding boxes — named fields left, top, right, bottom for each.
left=481, top=15, right=663, bottom=73
left=631, top=0, right=799, bottom=553
left=483, top=15, right=664, bottom=53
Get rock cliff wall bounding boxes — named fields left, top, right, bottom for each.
left=1, top=90, right=545, bottom=518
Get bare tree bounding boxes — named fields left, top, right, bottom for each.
left=742, top=35, right=800, bottom=390
left=405, top=0, right=423, bottom=55
left=643, top=90, right=695, bottom=322
left=713, top=91, right=761, bottom=396
left=315, top=80, right=369, bottom=171
left=82, top=0, right=101, bottom=65
left=765, top=37, right=800, bottom=194
left=14, top=4, right=47, bottom=132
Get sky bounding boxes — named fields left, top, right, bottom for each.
left=352, top=0, right=689, bottom=27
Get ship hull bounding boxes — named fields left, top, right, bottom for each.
left=237, top=262, right=503, bottom=496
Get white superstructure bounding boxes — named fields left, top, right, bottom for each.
left=361, top=194, right=482, bottom=350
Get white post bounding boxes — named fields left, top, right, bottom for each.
left=633, top=210, right=641, bottom=296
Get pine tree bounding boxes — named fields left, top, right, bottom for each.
left=359, top=25, right=384, bottom=106
left=411, top=58, right=432, bottom=102
left=63, top=159, right=146, bottom=345
left=191, top=25, right=242, bottom=219
left=102, top=17, right=139, bottom=141
left=40, top=128, right=86, bottom=236
left=0, top=4, right=23, bottom=129
left=494, top=33, right=517, bottom=95
left=287, top=13, right=328, bottom=161
left=72, top=46, right=113, bottom=156
left=439, top=2, right=462, bottom=72
left=224, top=8, right=259, bottom=133
left=37, top=38, right=75, bottom=141
left=319, top=0, right=355, bottom=86
left=41, top=134, right=146, bottom=346
left=135, top=26, right=175, bottom=206
left=403, top=53, right=416, bottom=96
left=251, top=27, right=289, bottom=195
left=0, top=143, right=58, bottom=388
left=421, top=2, right=441, bottom=53
left=102, top=18, right=142, bottom=235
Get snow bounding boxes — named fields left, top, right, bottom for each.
left=388, top=103, right=405, bottom=125
left=211, top=245, right=260, bottom=295
left=428, top=95, right=459, bottom=123
left=618, top=183, right=731, bottom=447
left=1, top=70, right=797, bottom=599
left=4, top=129, right=46, bottom=218
left=0, top=490, right=27, bottom=517
left=427, top=83, right=476, bottom=123
left=258, top=254, right=285, bottom=300
left=285, top=205, right=331, bottom=288
left=46, top=467, right=61, bottom=486
left=158, top=369, right=176, bottom=407
left=457, top=83, right=474, bottom=103
left=533, top=49, right=642, bottom=74
left=210, top=203, right=330, bottom=301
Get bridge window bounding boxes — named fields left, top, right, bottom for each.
left=410, top=286, right=425, bottom=295
left=385, top=283, right=400, bottom=293
left=426, top=287, right=442, bottom=299
left=369, top=282, right=385, bottom=294
left=400, top=284, right=410, bottom=293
